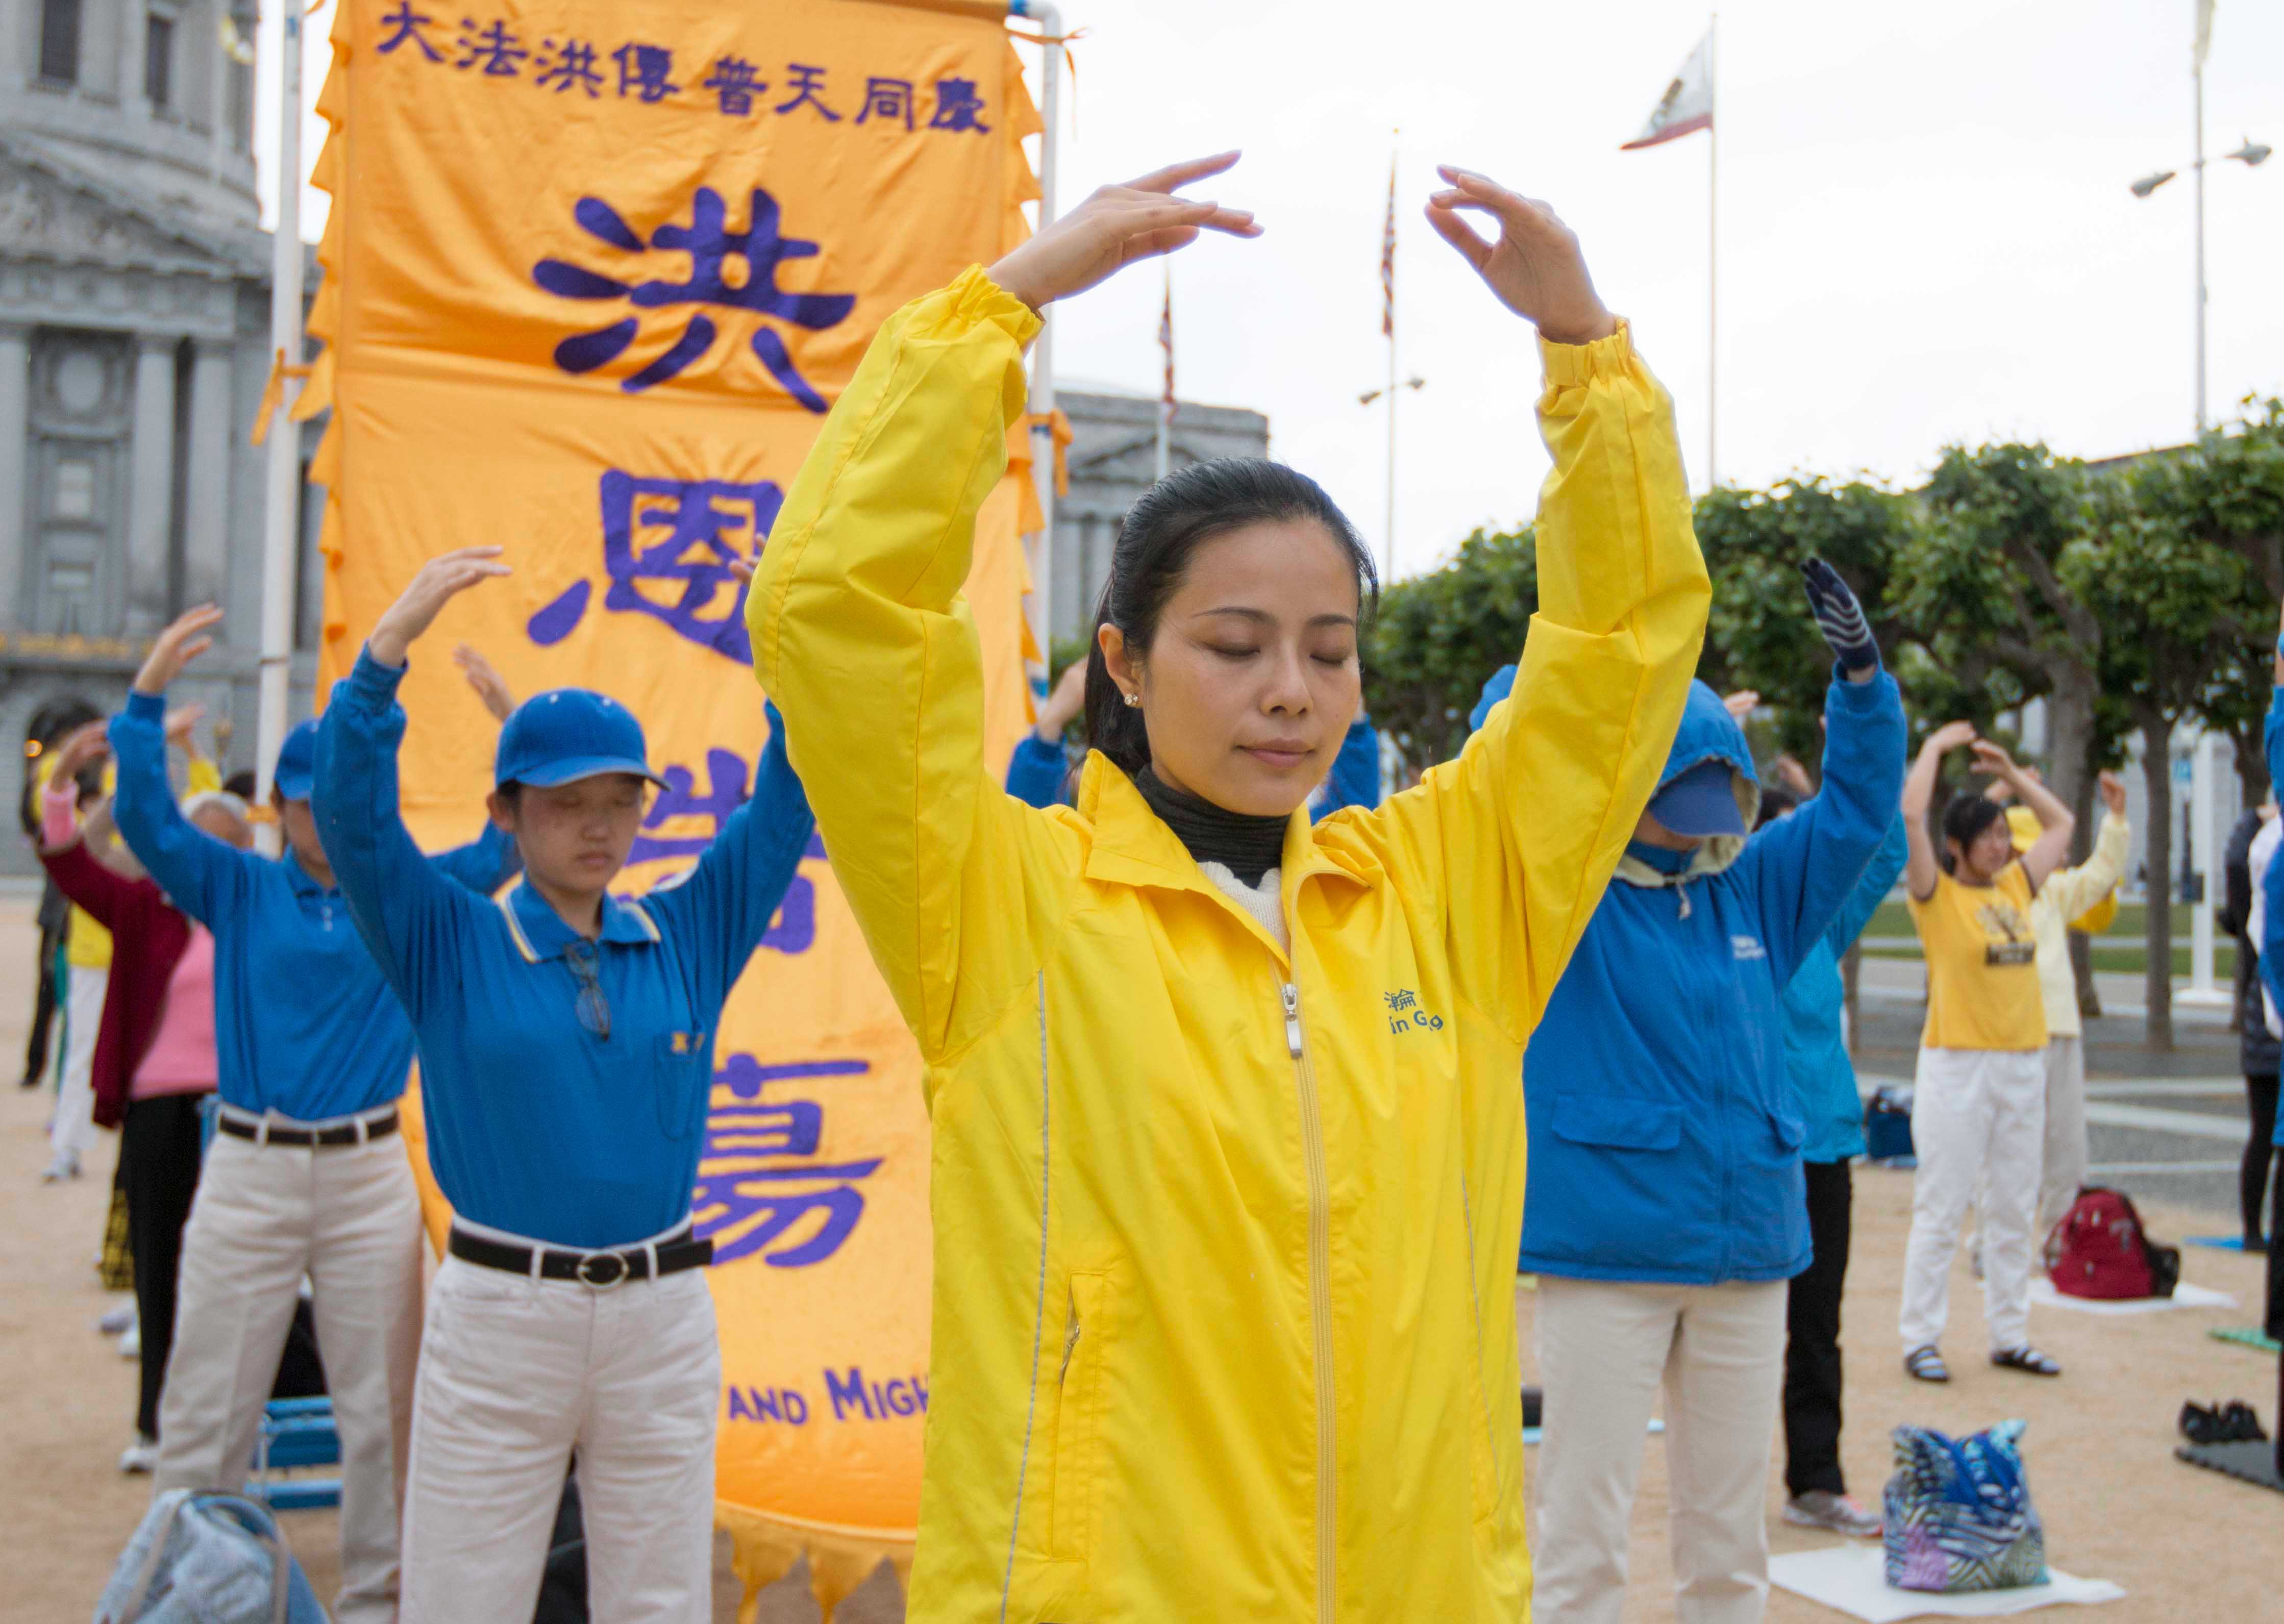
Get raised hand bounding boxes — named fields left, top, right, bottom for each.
left=367, top=547, right=512, bottom=669
left=1721, top=689, right=1759, bottom=722
left=164, top=703, right=209, bottom=756
left=133, top=605, right=223, bottom=696
left=48, top=720, right=110, bottom=782
left=1424, top=169, right=1616, bottom=345
left=1799, top=558, right=1880, bottom=679
left=987, top=153, right=1260, bottom=313
left=1036, top=660, right=1088, bottom=741
left=1922, top=719, right=1978, bottom=756
left=1969, top=739, right=2021, bottom=780
left=2098, top=769, right=2127, bottom=816
left=453, top=644, right=516, bottom=723
left=1775, top=754, right=1816, bottom=798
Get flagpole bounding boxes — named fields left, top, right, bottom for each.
left=1024, top=1, right=1063, bottom=680
left=1706, top=12, right=1719, bottom=488
left=1156, top=264, right=1172, bottom=482
left=1385, top=139, right=1399, bottom=582
left=254, top=0, right=306, bottom=854
left=2192, top=0, right=2207, bottom=434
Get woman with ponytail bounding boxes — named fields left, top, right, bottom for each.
left=749, top=152, right=1709, bottom=1621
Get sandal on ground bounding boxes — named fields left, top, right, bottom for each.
left=1991, top=1345, right=2063, bottom=1376
left=1904, top=1345, right=1950, bottom=1383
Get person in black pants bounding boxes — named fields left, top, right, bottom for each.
left=2219, top=804, right=2277, bottom=1252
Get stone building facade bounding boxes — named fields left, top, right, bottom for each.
left=2, top=0, right=322, bottom=874
left=1047, top=384, right=1270, bottom=647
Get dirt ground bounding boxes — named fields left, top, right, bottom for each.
left=4, top=887, right=2276, bottom=1622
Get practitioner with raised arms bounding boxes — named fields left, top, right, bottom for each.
left=749, top=152, right=1710, bottom=1619
left=312, top=548, right=814, bottom=1623
left=111, top=605, right=522, bottom=1624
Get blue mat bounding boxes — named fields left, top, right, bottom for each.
left=2187, top=1235, right=2251, bottom=1252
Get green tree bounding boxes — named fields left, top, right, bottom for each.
left=1363, top=523, right=1538, bottom=770
left=2167, top=397, right=2284, bottom=804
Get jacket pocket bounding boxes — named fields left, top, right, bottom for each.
left=1550, top=1094, right=1682, bottom=1152
left=1049, top=1270, right=1112, bottom=1565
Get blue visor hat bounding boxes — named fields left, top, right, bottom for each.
left=494, top=689, right=668, bottom=790
left=1647, top=759, right=1748, bottom=839
left=272, top=719, right=320, bottom=801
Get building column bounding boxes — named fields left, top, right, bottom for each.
left=182, top=337, right=234, bottom=608
left=127, top=334, right=180, bottom=633
left=0, top=325, right=29, bottom=633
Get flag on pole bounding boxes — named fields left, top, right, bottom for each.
left=2194, top=0, right=2216, bottom=67
left=1159, top=269, right=1175, bottom=430
left=1379, top=156, right=1397, bottom=336
left=1621, top=31, right=1715, bottom=150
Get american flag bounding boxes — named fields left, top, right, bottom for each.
left=1379, top=157, right=1397, bottom=338
left=1158, top=269, right=1175, bottom=430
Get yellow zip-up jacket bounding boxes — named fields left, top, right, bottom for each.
left=749, top=268, right=1709, bottom=1624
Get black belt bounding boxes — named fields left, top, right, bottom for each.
left=217, top=1110, right=399, bottom=1148
left=449, top=1226, right=713, bottom=1289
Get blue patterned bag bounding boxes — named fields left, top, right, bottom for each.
left=1881, top=1420, right=2049, bottom=1594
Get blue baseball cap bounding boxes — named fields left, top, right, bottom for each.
left=272, top=719, right=320, bottom=801
left=494, top=688, right=666, bottom=790
left=1646, top=759, right=1748, bottom=839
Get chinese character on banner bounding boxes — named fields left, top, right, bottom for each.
left=376, top=2, right=444, bottom=61
left=929, top=76, right=990, bottom=133
left=612, top=40, right=680, bottom=102
left=532, top=188, right=856, bottom=407
left=456, top=18, right=528, bottom=77
left=702, top=55, right=766, bottom=116
left=856, top=77, right=915, bottom=130
left=533, top=37, right=604, bottom=97
left=774, top=63, right=841, bottom=121
left=694, top=1056, right=884, bottom=1267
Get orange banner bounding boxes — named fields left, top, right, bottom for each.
left=306, top=3, right=1040, bottom=1612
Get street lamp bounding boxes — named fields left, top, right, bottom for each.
left=2131, top=136, right=2271, bottom=432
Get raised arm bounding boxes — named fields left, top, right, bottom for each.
left=1823, top=813, right=1908, bottom=962
left=313, top=548, right=516, bottom=1013
left=643, top=701, right=815, bottom=1015
left=1003, top=660, right=1085, bottom=810
left=2039, top=771, right=2129, bottom=921
left=1976, top=740, right=2073, bottom=892
left=1902, top=720, right=1974, bottom=902
left=33, top=724, right=139, bottom=925
left=750, top=156, right=1258, bottom=1063
left=109, top=606, right=250, bottom=927
left=1354, top=169, right=1709, bottom=1036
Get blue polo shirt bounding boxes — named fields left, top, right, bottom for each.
left=108, top=689, right=518, bottom=1121
left=313, top=651, right=816, bottom=1248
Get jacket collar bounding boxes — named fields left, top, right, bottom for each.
left=1074, top=753, right=1364, bottom=901
left=282, top=851, right=340, bottom=899
left=495, top=876, right=661, bottom=964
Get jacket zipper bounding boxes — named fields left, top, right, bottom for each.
left=1282, top=982, right=1336, bottom=1624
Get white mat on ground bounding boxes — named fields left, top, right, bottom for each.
left=2029, top=1279, right=2235, bottom=1315
left=1770, top=1546, right=2124, bottom=1621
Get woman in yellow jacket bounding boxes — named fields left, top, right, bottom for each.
left=749, top=154, right=1710, bottom=1623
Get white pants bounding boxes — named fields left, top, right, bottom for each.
left=49, top=964, right=107, bottom=1164
left=400, top=1255, right=721, bottom=1624
left=1900, top=1047, right=2046, bottom=1356
left=1532, top=1276, right=1789, bottom=1624
left=2035, top=1035, right=2088, bottom=1238
left=154, top=1120, right=424, bottom=1624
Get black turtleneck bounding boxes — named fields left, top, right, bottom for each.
left=1133, top=767, right=1289, bottom=888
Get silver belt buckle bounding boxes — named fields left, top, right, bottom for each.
left=574, top=1251, right=630, bottom=1290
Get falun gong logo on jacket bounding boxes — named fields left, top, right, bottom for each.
left=1976, top=901, right=2037, bottom=966
left=1383, top=989, right=1445, bottom=1035
left=1730, top=935, right=1767, bottom=962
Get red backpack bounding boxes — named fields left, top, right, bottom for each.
left=2045, top=1187, right=2180, bottom=1300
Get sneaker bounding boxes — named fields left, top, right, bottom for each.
left=1784, top=1491, right=1883, bottom=1537
left=98, top=1304, right=136, bottom=1337
left=117, top=1325, right=139, bottom=1360
left=118, top=1435, right=159, bottom=1475
left=2221, top=1401, right=2270, bottom=1443
left=40, top=1148, right=80, bottom=1183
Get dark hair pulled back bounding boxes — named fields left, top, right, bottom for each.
left=1083, top=458, right=1377, bottom=777
left=1939, top=791, right=2007, bottom=875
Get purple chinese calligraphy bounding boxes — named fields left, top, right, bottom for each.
left=694, top=1056, right=882, bottom=1268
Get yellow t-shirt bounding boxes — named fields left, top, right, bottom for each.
left=1908, top=861, right=2048, bottom=1052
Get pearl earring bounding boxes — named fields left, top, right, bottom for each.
left=1123, top=692, right=1141, bottom=708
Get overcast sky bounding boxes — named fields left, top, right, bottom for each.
left=257, top=1, right=2283, bottom=582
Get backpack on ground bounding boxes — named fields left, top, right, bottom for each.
left=2044, top=1186, right=2180, bottom=1301
left=1883, top=1420, right=2048, bottom=1594
left=1864, top=1084, right=1916, bottom=1166
left=94, top=1489, right=327, bottom=1624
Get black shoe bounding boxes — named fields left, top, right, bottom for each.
left=2222, top=1401, right=2269, bottom=1443
left=1520, top=1385, right=1543, bottom=1430
left=2246, top=1234, right=2270, bottom=1256
left=2180, top=1401, right=2223, bottom=1444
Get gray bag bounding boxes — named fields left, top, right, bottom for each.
left=94, top=1489, right=327, bottom=1624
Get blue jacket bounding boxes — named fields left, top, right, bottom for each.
left=1004, top=713, right=1382, bottom=819
left=1514, top=670, right=1906, bottom=1283
left=314, top=651, right=816, bottom=1246
left=2257, top=683, right=2284, bottom=1148
left=1780, top=813, right=1907, bottom=1164
left=109, top=689, right=519, bottom=1121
